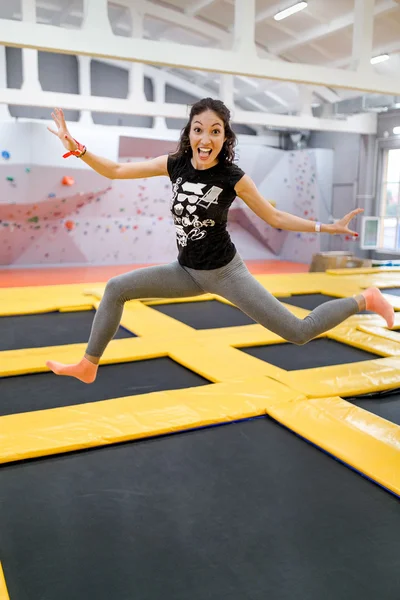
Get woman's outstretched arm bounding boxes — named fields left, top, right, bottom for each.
left=235, top=174, right=362, bottom=236
left=48, top=107, right=168, bottom=180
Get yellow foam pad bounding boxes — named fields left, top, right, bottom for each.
left=327, top=267, right=400, bottom=275
left=0, top=564, right=10, bottom=600
left=0, top=283, right=99, bottom=316
left=358, top=325, right=400, bottom=344
left=279, top=356, right=400, bottom=398
left=0, top=337, right=169, bottom=377
left=267, top=394, right=400, bottom=496
left=2, top=274, right=400, bottom=498
left=0, top=377, right=297, bottom=463
left=1, top=376, right=399, bottom=496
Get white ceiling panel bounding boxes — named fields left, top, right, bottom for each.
left=1, top=0, right=400, bottom=119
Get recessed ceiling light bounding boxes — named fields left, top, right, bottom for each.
left=274, top=2, right=308, bottom=21
left=393, top=127, right=400, bottom=135
left=370, top=54, right=390, bottom=65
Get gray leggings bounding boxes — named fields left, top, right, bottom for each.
left=86, top=252, right=359, bottom=357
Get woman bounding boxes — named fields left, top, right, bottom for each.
left=46, top=98, right=394, bottom=383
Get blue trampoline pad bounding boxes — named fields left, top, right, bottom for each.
left=238, top=338, right=381, bottom=370
left=0, top=310, right=135, bottom=351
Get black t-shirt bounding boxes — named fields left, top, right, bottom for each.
left=167, top=153, right=245, bottom=270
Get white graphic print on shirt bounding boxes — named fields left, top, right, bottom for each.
left=171, top=178, right=224, bottom=247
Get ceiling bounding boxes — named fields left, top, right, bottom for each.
left=2, top=0, right=400, bottom=118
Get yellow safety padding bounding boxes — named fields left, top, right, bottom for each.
left=59, top=305, right=94, bottom=313
left=0, top=335, right=284, bottom=383
left=118, top=300, right=196, bottom=337
left=0, top=283, right=99, bottom=316
left=266, top=395, right=400, bottom=497
left=166, top=339, right=286, bottom=382
left=0, top=337, right=169, bottom=377
left=145, top=294, right=216, bottom=305
left=84, top=286, right=216, bottom=306
left=328, top=326, right=400, bottom=357
left=254, top=272, right=358, bottom=297
left=326, top=273, right=400, bottom=295
left=1, top=375, right=399, bottom=496
left=0, top=377, right=300, bottom=464
left=278, top=356, right=400, bottom=398
left=358, top=325, right=400, bottom=344
left=327, top=267, right=400, bottom=275
left=342, top=313, right=388, bottom=328
left=0, top=564, right=10, bottom=600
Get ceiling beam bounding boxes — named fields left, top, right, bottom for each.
left=0, top=87, right=377, bottom=133
left=184, top=0, right=217, bottom=17
left=0, top=17, right=399, bottom=95
left=351, top=0, right=374, bottom=71
left=36, top=0, right=341, bottom=106
left=269, top=0, right=398, bottom=55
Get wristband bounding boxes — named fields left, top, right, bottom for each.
left=63, top=138, right=87, bottom=159
left=315, top=221, right=321, bottom=233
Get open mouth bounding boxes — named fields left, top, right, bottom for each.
left=198, top=148, right=212, bottom=158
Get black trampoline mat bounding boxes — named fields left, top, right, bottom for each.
left=350, top=390, right=400, bottom=426
left=0, top=418, right=399, bottom=600
left=275, top=293, right=372, bottom=314
left=149, top=299, right=256, bottom=329
left=0, top=358, right=211, bottom=417
left=381, top=287, right=400, bottom=297
left=0, top=310, right=135, bottom=351
left=239, top=338, right=381, bottom=370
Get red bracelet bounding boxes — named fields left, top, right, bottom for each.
left=63, top=138, right=87, bottom=159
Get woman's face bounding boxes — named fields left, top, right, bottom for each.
left=189, top=109, right=226, bottom=170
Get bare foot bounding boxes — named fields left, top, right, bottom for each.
left=363, top=287, right=395, bottom=328
left=45, top=357, right=98, bottom=383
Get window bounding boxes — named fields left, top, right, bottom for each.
left=377, top=148, right=400, bottom=250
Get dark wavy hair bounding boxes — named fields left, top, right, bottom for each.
left=171, top=97, right=237, bottom=165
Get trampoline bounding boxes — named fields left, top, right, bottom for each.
left=1, top=275, right=400, bottom=599
left=150, top=298, right=256, bottom=329
left=0, top=310, right=135, bottom=351
left=350, top=388, right=400, bottom=427
left=239, top=337, right=381, bottom=370
left=0, top=418, right=399, bottom=600
left=275, top=292, right=372, bottom=313
left=381, top=287, right=400, bottom=297
left=0, top=358, right=211, bottom=417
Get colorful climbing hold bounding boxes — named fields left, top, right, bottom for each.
left=64, top=220, right=75, bottom=231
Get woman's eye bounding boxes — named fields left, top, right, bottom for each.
left=213, top=130, right=221, bottom=135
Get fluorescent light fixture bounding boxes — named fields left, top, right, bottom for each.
left=274, top=1, right=307, bottom=21
left=370, top=54, right=390, bottom=65
left=393, top=127, right=400, bottom=135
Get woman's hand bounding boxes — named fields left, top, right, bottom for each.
left=47, top=107, right=78, bottom=153
left=332, top=208, right=364, bottom=236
